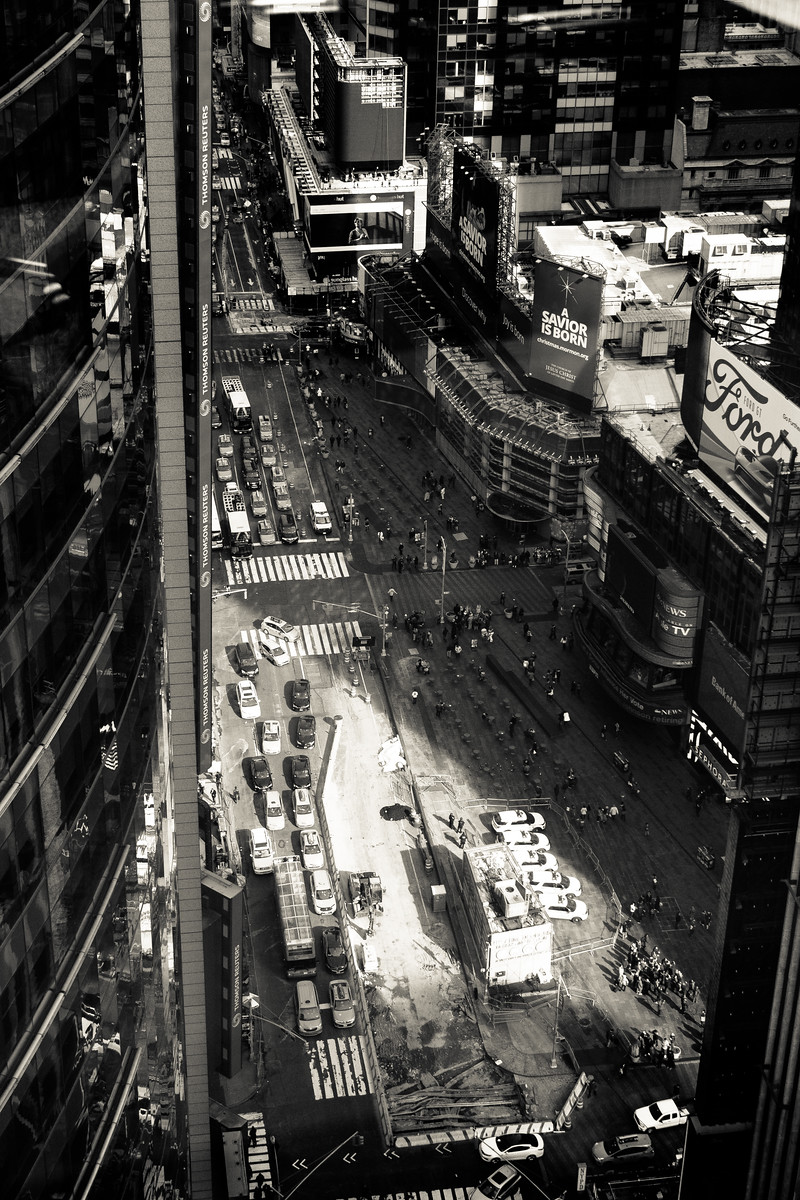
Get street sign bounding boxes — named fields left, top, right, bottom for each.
left=576, top=1162, right=587, bottom=1192
left=352, top=635, right=375, bottom=648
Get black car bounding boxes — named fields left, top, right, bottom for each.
left=279, top=511, right=299, bottom=544
left=291, top=755, right=312, bottom=788
left=323, top=925, right=347, bottom=975
left=291, top=678, right=311, bottom=711
left=210, top=405, right=222, bottom=429
left=296, top=715, right=316, bottom=749
left=249, top=756, right=273, bottom=791
left=234, top=642, right=259, bottom=677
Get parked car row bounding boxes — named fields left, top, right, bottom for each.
left=488, top=809, right=589, bottom=923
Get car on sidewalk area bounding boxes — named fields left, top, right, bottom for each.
left=525, top=869, right=582, bottom=897
left=291, top=755, right=312, bottom=788
left=261, top=616, right=300, bottom=642
left=260, top=720, right=281, bottom=755
left=236, top=680, right=261, bottom=721
left=510, top=847, right=559, bottom=873
left=300, top=829, right=324, bottom=871
left=634, top=1098, right=689, bottom=1132
left=296, top=715, right=316, bottom=749
left=329, top=979, right=356, bottom=1029
left=291, top=677, right=311, bottom=710
left=591, top=1133, right=654, bottom=1165
left=477, top=1133, right=544, bottom=1163
left=470, top=1163, right=521, bottom=1200
left=490, top=809, right=546, bottom=834
left=537, top=894, right=588, bottom=923
left=323, top=926, right=347, bottom=974
left=495, top=828, right=551, bottom=852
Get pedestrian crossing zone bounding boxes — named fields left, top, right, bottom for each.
left=224, top=550, right=350, bottom=585
left=239, top=1110, right=274, bottom=1197
left=308, top=1034, right=373, bottom=1100
left=240, top=620, right=364, bottom=659
left=213, top=174, right=243, bottom=191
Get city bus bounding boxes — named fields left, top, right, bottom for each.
left=220, top=375, right=252, bottom=433
left=211, top=495, right=224, bottom=551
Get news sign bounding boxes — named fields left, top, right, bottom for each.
left=529, top=260, right=603, bottom=408
left=696, top=338, right=800, bottom=519
left=451, top=145, right=500, bottom=294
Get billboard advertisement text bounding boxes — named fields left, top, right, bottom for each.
left=695, top=338, right=800, bottom=519
left=695, top=623, right=749, bottom=756
left=451, top=145, right=500, bottom=295
left=498, top=292, right=535, bottom=376
left=529, top=261, right=602, bottom=409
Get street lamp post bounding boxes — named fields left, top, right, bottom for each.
left=439, top=536, right=447, bottom=624
left=422, top=518, right=428, bottom=571
left=342, top=495, right=355, bottom=544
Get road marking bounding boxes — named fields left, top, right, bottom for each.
left=233, top=551, right=350, bottom=583
left=239, top=1111, right=273, bottom=1195
left=307, top=1034, right=373, bottom=1100
left=238, top=620, right=364, bottom=659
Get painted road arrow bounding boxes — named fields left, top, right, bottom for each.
left=383, top=1148, right=400, bottom=1159
left=342, top=1152, right=358, bottom=1164
left=292, top=1159, right=307, bottom=1171
left=435, top=1144, right=452, bottom=1155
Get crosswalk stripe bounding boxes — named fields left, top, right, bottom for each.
left=326, top=1038, right=347, bottom=1095
left=307, top=1035, right=373, bottom=1100
left=237, top=621, right=368, bottom=659
left=217, top=551, right=350, bottom=583
left=239, top=1112, right=273, bottom=1194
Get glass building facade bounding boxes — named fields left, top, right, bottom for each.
left=0, top=2, right=211, bottom=1197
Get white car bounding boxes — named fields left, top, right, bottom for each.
left=310, top=868, right=336, bottom=916
left=258, top=415, right=273, bottom=442
left=260, top=720, right=281, bottom=756
left=215, top=457, right=232, bottom=483
left=264, top=790, right=285, bottom=831
left=526, top=870, right=582, bottom=898
left=261, top=616, right=300, bottom=642
left=261, top=635, right=290, bottom=667
left=217, top=433, right=234, bottom=457
left=510, top=847, right=559, bottom=873
left=491, top=809, right=546, bottom=834
left=496, top=828, right=551, bottom=852
left=292, top=788, right=314, bottom=828
left=236, top=680, right=261, bottom=721
left=538, top=894, right=588, bottom=923
left=257, top=518, right=277, bottom=546
left=470, top=1163, right=521, bottom=1200
left=300, top=829, right=324, bottom=871
left=329, top=980, right=356, bottom=1029
left=634, top=1098, right=689, bottom=1132
left=477, top=1134, right=544, bottom=1163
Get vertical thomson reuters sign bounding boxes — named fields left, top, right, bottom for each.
left=529, top=260, right=603, bottom=410
left=196, top=0, right=213, bottom=771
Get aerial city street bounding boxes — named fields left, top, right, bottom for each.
left=204, top=49, right=733, bottom=1200
left=4, top=3, right=800, bottom=1200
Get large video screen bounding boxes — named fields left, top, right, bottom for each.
left=695, top=337, right=800, bottom=519
left=528, top=260, right=603, bottom=409
left=307, top=201, right=404, bottom=253
left=450, top=145, right=500, bottom=296
left=605, top=524, right=659, bottom=629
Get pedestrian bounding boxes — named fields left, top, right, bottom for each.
left=600, top=723, right=607, bottom=739
left=458, top=830, right=467, bottom=849
left=388, top=587, right=397, bottom=603
left=549, top=624, right=557, bottom=640
left=232, top=786, right=239, bottom=804
left=613, top=722, right=620, bottom=736
left=588, top=1078, right=598, bottom=1098
left=448, top=812, right=456, bottom=829
left=499, top=591, right=506, bottom=607
left=688, top=919, right=696, bottom=936
left=618, top=1059, right=628, bottom=1077
left=619, top=802, right=626, bottom=821
left=644, top=821, right=650, bottom=836
left=605, top=1028, right=616, bottom=1048
left=249, top=1125, right=258, bottom=1147
left=411, top=689, right=419, bottom=705
left=675, top=909, right=683, bottom=929
left=457, top=817, right=465, bottom=833
left=554, top=783, right=560, bottom=800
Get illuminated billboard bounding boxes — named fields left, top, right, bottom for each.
left=307, top=205, right=404, bottom=253
left=695, top=338, right=800, bottom=519
left=695, top=623, right=750, bottom=756
left=450, top=145, right=500, bottom=296
left=497, top=292, right=536, bottom=377
left=529, top=260, right=603, bottom=409
left=605, top=524, right=660, bottom=629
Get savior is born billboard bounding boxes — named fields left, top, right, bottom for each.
left=529, top=260, right=603, bottom=411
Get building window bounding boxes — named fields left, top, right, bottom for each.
left=759, top=163, right=771, bottom=179
left=727, top=166, right=740, bottom=180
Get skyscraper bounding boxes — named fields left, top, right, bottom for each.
left=0, top=2, right=213, bottom=1197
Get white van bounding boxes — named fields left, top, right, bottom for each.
left=310, top=501, right=332, bottom=534
left=295, top=980, right=322, bottom=1036
left=248, top=827, right=273, bottom=875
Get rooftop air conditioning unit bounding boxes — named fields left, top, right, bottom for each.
left=494, top=879, right=529, bottom=918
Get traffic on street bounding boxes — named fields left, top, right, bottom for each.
left=206, top=66, right=722, bottom=1200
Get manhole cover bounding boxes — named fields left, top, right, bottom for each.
left=579, top=1017, right=592, bottom=1029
